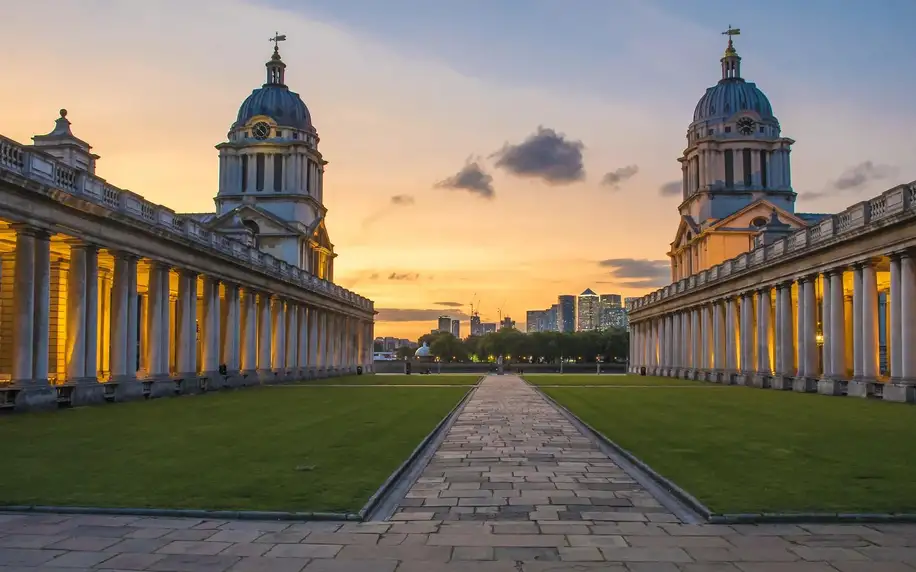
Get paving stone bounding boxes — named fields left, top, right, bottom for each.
left=0, top=534, right=69, bottom=549
left=157, top=540, right=234, bottom=556
left=105, top=538, right=171, bottom=553
left=598, top=547, right=692, bottom=562
left=99, top=551, right=168, bottom=569
left=558, top=546, right=604, bottom=561
left=789, top=546, right=869, bottom=561
left=493, top=546, right=560, bottom=561
left=148, top=553, right=242, bottom=572
left=452, top=546, right=495, bottom=560
left=254, top=532, right=309, bottom=544
left=227, top=555, right=311, bottom=572
left=47, top=535, right=123, bottom=551
left=161, top=529, right=220, bottom=541
left=218, top=542, right=274, bottom=557
left=206, top=530, right=263, bottom=543
left=302, top=559, right=397, bottom=571
left=521, top=562, right=627, bottom=571
left=427, top=533, right=567, bottom=547
left=263, top=544, right=342, bottom=558
left=44, top=549, right=117, bottom=567
left=397, top=562, right=519, bottom=572
left=732, top=564, right=837, bottom=572
left=333, top=544, right=452, bottom=561
left=301, top=533, right=378, bottom=545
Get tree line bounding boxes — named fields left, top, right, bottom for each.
left=377, top=327, right=629, bottom=364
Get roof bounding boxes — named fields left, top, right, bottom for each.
left=796, top=212, right=831, bottom=225
left=580, top=288, right=598, bottom=296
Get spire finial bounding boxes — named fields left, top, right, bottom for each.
left=722, top=25, right=740, bottom=56
left=269, top=32, right=287, bottom=55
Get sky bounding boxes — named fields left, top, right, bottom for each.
left=2, top=0, right=915, bottom=340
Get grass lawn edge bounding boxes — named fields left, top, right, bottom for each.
left=525, top=380, right=916, bottom=524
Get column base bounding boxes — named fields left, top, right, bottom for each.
left=177, top=374, right=203, bottom=395
left=733, top=373, right=751, bottom=386
left=239, top=370, right=260, bottom=387
left=792, top=376, right=818, bottom=393
left=201, top=372, right=226, bottom=391
left=223, top=372, right=245, bottom=388
left=883, top=383, right=916, bottom=403
left=770, top=375, right=793, bottom=390
left=115, top=379, right=147, bottom=402
left=70, top=380, right=106, bottom=407
left=847, top=379, right=879, bottom=399
left=817, top=378, right=847, bottom=396
left=258, top=369, right=278, bottom=385
left=13, top=383, right=58, bottom=412
left=750, top=374, right=772, bottom=389
left=701, top=370, right=716, bottom=382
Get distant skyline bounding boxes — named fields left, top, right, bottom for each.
left=3, top=0, right=915, bottom=339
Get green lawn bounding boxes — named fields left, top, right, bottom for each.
left=544, top=386, right=916, bottom=514
left=304, top=374, right=480, bottom=386
left=0, top=386, right=467, bottom=513
left=526, top=374, right=708, bottom=386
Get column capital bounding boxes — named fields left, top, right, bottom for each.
left=775, top=280, right=793, bottom=290
left=10, top=223, right=51, bottom=240
left=823, top=266, right=847, bottom=278
left=62, top=238, right=99, bottom=250
left=853, top=257, right=880, bottom=270
left=892, top=248, right=916, bottom=261
left=146, top=259, right=173, bottom=271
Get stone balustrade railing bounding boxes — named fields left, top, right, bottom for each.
left=628, top=181, right=916, bottom=312
left=0, top=135, right=373, bottom=311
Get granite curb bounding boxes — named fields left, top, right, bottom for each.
left=529, top=379, right=916, bottom=525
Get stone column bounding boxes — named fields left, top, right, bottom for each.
left=699, top=306, right=709, bottom=372
left=852, top=265, right=864, bottom=378
left=125, top=256, right=139, bottom=380
left=888, top=251, right=916, bottom=401
left=690, top=308, right=700, bottom=374
left=158, top=267, right=171, bottom=378
left=110, top=253, right=144, bottom=400
left=821, top=274, right=832, bottom=379
left=10, top=226, right=56, bottom=410
left=774, top=285, right=784, bottom=377
left=200, top=276, right=221, bottom=388
left=221, top=283, right=241, bottom=379
left=298, top=306, right=309, bottom=374
left=724, top=297, right=737, bottom=375
left=175, top=270, right=198, bottom=387
left=65, top=242, right=88, bottom=381
left=889, top=255, right=902, bottom=380
left=309, top=307, right=320, bottom=376
left=740, top=293, right=754, bottom=376
left=828, top=269, right=847, bottom=380
left=776, top=282, right=795, bottom=380
left=240, top=289, right=258, bottom=376
left=145, top=262, right=165, bottom=379
left=860, top=261, right=879, bottom=381
left=797, top=276, right=818, bottom=391
left=671, top=312, right=680, bottom=372
left=257, top=292, right=273, bottom=381
left=755, top=287, right=772, bottom=381
left=286, top=302, right=299, bottom=374
left=271, top=298, right=286, bottom=375
left=795, top=278, right=808, bottom=379
left=713, top=301, right=725, bottom=375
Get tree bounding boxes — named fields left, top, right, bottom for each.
left=395, top=345, right=414, bottom=360
left=430, top=333, right=467, bottom=363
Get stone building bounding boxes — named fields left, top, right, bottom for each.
left=628, top=31, right=916, bottom=403
left=0, top=41, right=375, bottom=412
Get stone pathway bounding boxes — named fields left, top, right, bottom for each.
left=390, top=374, right=680, bottom=524
left=2, top=375, right=916, bottom=570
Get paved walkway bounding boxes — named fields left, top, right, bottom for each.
left=2, top=375, right=916, bottom=571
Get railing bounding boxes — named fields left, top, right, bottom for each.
left=628, top=181, right=916, bottom=312
left=0, top=134, right=374, bottom=312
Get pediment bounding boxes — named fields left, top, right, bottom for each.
left=708, top=200, right=807, bottom=231
left=208, top=205, right=302, bottom=236
left=671, top=215, right=701, bottom=250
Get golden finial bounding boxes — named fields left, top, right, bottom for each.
left=722, top=25, right=740, bottom=56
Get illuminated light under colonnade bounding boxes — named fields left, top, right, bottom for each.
left=0, top=127, right=375, bottom=412
left=628, top=182, right=916, bottom=403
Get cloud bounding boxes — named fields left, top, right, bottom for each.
left=434, top=159, right=494, bottom=198
left=601, top=165, right=639, bottom=189
left=369, top=272, right=379, bottom=280
left=491, top=126, right=585, bottom=184
left=376, top=308, right=470, bottom=322
left=659, top=181, right=681, bottom=197
left=598, top=258, right=670, bottom=288
left=388, top=272, right=421, bottom=281
left=799, top=161, right=898, bottom=200
left=435, top=301, right=464, bottom=307
left=390, top=194, right=415, bottom=206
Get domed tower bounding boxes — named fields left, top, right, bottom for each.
left=211, top=35, right=335, bottom=280
left=668, top=28, right=809, bottom=282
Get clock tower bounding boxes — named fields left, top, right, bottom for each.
left=209, top=36, right=335, bottom=280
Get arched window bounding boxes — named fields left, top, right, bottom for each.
left=751, top=216, right=768, bottom=228
left=243, top=220, right=260, bottom=248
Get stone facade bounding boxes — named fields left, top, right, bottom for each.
left=0, top=90, right=374, bottom=412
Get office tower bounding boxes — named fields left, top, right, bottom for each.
left=437, top=315, right=452, bottom=333
left=577, top=289, right=600, bottom=331
left=557, top=295, right=576, bottom=333
left=470, top=313, right=482, bottom=336
left=451, top=318, right=460, bottom=338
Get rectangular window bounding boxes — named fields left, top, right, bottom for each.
left=760, top=150, right=768, bottom=189
left=724, top=150, right=734, bottom=188
left=274, top=154, right=283, bottom=192
left=241, top=155, right=248, bottom=192
left=256, top=153, right=265, bottom=192
left=743, top=148, right=752, bottom=187
left=724, top=126, right=731, bottom=133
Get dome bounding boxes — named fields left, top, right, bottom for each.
left=234, top=43, right=312, bottom=131
left=415, top=343, right=431, bottom=358
left=693, top=79, right=775, bottom=123
left=236, top=86, right=312, bottom=130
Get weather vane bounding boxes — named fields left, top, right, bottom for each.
left=269, top=32, right=287, bottom=50
left=722, top=25, right=740, bottom=54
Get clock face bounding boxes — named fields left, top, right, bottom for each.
left=736, top=117, right=756, bottom=136
left=252, top=122, right=271, bottom=140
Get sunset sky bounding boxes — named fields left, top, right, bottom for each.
left=3, top=0, right=916, bottom=339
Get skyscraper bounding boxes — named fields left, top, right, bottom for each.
left=526, top=310, right=545, bottom=333
left=599, top=294, right=623, bottom=330
left=438, top=316, right=452, bottom=333
left=450, top=319, right=460, bottom=338
left=577, top=289, right=599, bottom=331
left=557, top=295, right=576, bottom=333
left=547, top=304, right=559, bottom=332
left=470, top=313, right=482, bottom=337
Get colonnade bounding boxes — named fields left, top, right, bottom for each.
left=630, top=252, right=916, bottom=402
left=0, top=224, right=374, bottom=411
